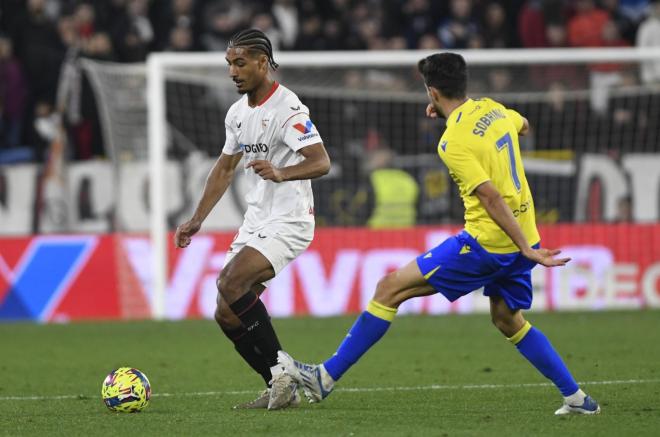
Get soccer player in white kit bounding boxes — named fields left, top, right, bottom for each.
left=174, top=29, right=330, bottom=410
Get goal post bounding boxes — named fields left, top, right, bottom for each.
left=82, top=47, right=660, bottom=320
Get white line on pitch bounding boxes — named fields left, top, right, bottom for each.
left=1, top=378, right=659, bottom=402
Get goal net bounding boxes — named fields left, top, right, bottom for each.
left=82, top=48, right=660, bottom=319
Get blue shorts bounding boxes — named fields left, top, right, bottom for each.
left=416, top=231, right=539, bottom=310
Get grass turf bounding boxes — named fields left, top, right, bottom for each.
left=1, top=310, right=659, bottom=436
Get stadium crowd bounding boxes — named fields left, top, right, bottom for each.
left=0, top=0, right=659, bottom=162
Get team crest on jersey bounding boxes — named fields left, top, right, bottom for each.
left=262, top=119, right=269, bottom=128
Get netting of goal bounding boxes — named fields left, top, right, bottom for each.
left=81, top=48, right=660, bottom=319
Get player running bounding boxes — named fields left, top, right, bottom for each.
left=277, top=53, right=600, bottom=416
left=174, top=29, right=330, bottom=411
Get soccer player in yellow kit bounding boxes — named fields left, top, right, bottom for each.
left=277, top=53, right=600, bottom=415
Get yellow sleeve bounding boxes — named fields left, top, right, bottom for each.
left=506, top=109, right=524, bottom=133
left=438, top=139, right=490, bottom=195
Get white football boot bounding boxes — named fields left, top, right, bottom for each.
left=233, top=387, right=300, bottom=410
left=554, top=395, right=601, bottom=415
left=277, top=350, right=335, bottom=403
left=267, top=372, right=299, bottom=410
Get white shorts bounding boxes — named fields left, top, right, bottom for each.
left=224, top=221, right=314, bottom=281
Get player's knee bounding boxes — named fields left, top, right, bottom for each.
left=214, top=298, right=240, bottom=329
left=216, top=270, right=243, bottom=302
left=491, top=311, right=522, bottom=337
left=373, top=273, right=400, bottom=307
left=491, top=313, right=509, bottom=334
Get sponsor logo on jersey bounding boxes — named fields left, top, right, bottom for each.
left=290, top=105, right=301, bottom=111
left=293, top=120, right=314, bottom=134
left=440, top=141, right=448, bottom=152
left=240, top=143, right=269, bottom=153
left=236, top=121, right=242, bottom=129
left=293, top=120, right=318, bottom=141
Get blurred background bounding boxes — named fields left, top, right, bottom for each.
left=0, top=0, right=659, bottom=322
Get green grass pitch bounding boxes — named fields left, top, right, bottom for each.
left=1, top=311, right=659, bottom=436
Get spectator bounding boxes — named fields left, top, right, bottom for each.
left=437, top=0, right=479, bottom=49
left=294, top=15, right=325, bottom=50
left=568, top=0, right=630, bottom=113
left=166, top=25, right=194, bottom=52
left=94, top=0, right=129, bottom=33
left=637, top=0, right=660, bottom=83
left=112, top=0, right=154, bottom=62
left=417, top=33, right=442, bottom=49
left=518, top=0, right=548, bottom=47
left=321, top=19, right=344, bottom=50
left=567, top=0, right=610, bottom=47
left=152, top=0, right=199, bottom=50
left=619, top=0, right=651, bottom=21
left=200, top=5, right=241, bottom=52
left=401, top=0, right=436, bottom=48
left=73, top=2, right=95, bottom=40
left=358, top=19, right=384, bottom=50
left=487, top=68, right=513, bottom=93
left=0, top=36, right=28, bottom=149
left=601, top=0, right=637, bottom=43
left=271, top=0, right=298, bottom=50
left=529, top=23, right=586, bottom=90
left=10, top=0, right=63, bottom=104
left=251, top=13, right=282, bottom=50
left=56, top=30, right=112, bottom=160
left=481, top=1, right=512, bottom=48
left=29, top=100, right=59, bottom=161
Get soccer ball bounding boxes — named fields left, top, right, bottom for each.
left=101, top=367, right=151, bottom=413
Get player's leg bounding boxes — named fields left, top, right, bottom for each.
left=321, top=261, right=436, bottom=381
left=489, top=295, right=600, bottom=415
left=279, top=259, right=435, bottom=402
left=215, top=283, right=273, bottom=386
left=217, top=246, right=281, bottom=372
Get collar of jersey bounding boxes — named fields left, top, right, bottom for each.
left=249, top=81, right=280, bottom=108
left=445, top=98, right=473, bottom=127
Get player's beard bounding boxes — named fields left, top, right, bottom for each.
left=433, top=102, right=445, bottom=118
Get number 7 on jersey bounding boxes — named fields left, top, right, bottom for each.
left=496, top=132, right=522, bottom=192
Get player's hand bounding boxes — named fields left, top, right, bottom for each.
left=522, top=247, right=571, bottom=267
left=174, top=219, right=201, bottom=248
left=246, top=160, right=285, bottom=182
left=426, top=103, right=438, bottom=119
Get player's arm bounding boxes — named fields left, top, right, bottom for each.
left=175, top=152, right=243, bottom=248
left=247, top=142, right=330, bottom=182
left=474, top=181, right=570, bottom=267
left=518, top=117, right=530, bottom=136
left=507, top=108, right=529, bottom=136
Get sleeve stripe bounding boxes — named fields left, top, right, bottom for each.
left=280, top=111, right=309, bottom=128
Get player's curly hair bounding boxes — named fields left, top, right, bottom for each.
left=228, top=28, right=279, bottom=70
left=418, top=53, right=467, bottom=99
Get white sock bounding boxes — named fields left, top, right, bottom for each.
left=564, top=388, right=586, bottom=405
left=270, top=364, right=284, bottom=379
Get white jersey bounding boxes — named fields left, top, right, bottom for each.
left=222, top=82, right=323, bottom=232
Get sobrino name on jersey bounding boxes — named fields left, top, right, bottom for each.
left=241, top=143, right=270, bottom=153
left=471, top=108, right=506, bottom=137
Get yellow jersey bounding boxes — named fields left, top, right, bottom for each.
left=437, top=97, right=540, bottom=253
